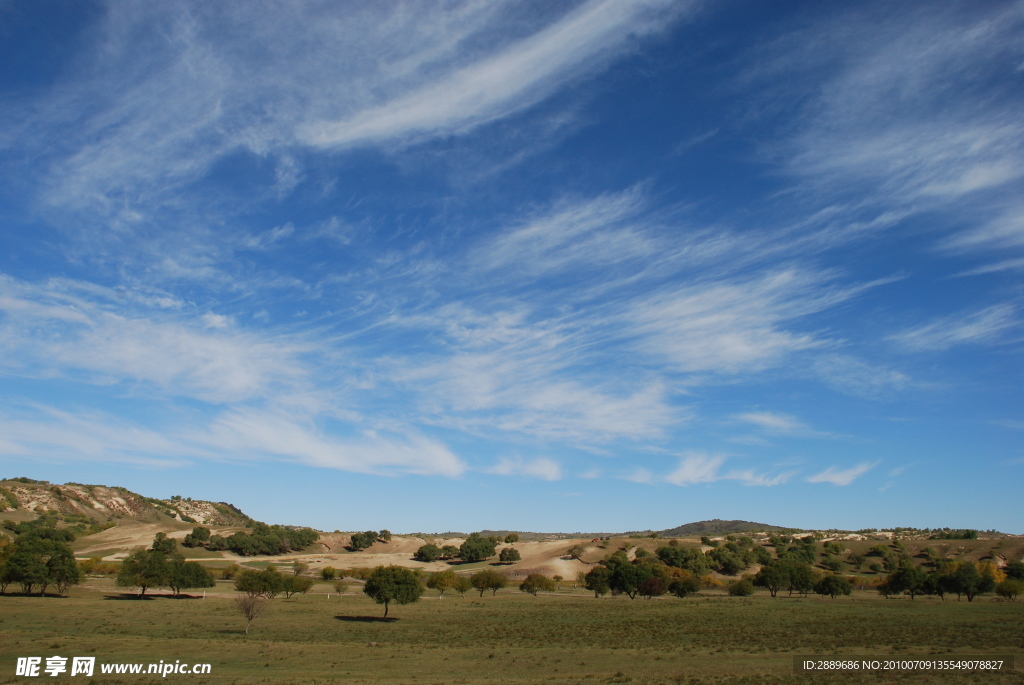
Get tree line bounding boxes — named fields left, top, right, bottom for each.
left=182, top=523, right=319, bottom=556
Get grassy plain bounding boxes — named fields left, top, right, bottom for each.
left=1, top=579, right=1022, bottom=684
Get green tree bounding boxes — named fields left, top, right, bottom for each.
left=378, top=530, right=392, bottom=542
left=821, top=555, right=843, bottom=573
left=116, top=548, right=171, bottom=597
left=4, top=535, right=81, bottom=596
left=823, top=541, right=845, bottom=556
left=282, top=575, right=314, bottom=599
left=753, top=562, right=790, bottom=598
left=656, top=545, right=710, bottom=577
left=504, top=533, right=519, bottom=544
left=996, top=578, right=1023, bottom=601
left=349, top=531, right=380, bottom=551
left=728, top=579, right=755, bottom=596
left=885, top=564, right=926, bottom=599
left=234, top=567, right=285, bottom=599
left=426, top=569, right=457, bottom=598
left=414, top=544, right=442, bottom=562
left=519, top=573, right=556, bottom=596
left=785, top=562, right=817, bottom=597
left=566, top=544, right=586, bottom=560
left=948, top=562, right=996, bottom=602
left=182, top=526, right=211, bottom=548
left=498, top=547, right=521, bottom=564
left=609, top=562, right=654, bottom=600
left=1005, top=561, right=1024, bottom=580
left=453, top=575, right=473, bottom=597
left=470, top=569, right=507, bottom=596
left=440, top=545, right=460, bottom=560
left=669, top=576, right=700, bottom=598
left=584, top=567, right=612, bottom=598
left=814, top=574, right=852, bottom=599
left=150, top=532, right=179, bottom=555
left=321, top=566, right=337, bottom=580
left=459, top=534, right=498, bottom=562
left=362, top=565, right=424, bottom=617
left=167, top=560, right=215, bottom=597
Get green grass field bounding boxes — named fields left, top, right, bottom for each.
left=1, top=579, right=1022, bottom=684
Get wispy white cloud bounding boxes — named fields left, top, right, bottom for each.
left=202, top=408, right=466, bottom=477
left=7, top=0, right=689, bottom=241
left=734, top=411, right=818, bottom=436
left=0, top=403, right=466, bottom=478
left=473, top=187, right=655, bottom=277
left=944, top=204, right=1024, bottom=253
left=746, top=3, right=1024, bottom=264
left=0, top=277, right=311, bottom=404
left=769, top=5, right=1024, bottom=200
left=663, top=452, right=793, bottom=487
left=807, top=462, right=877, bottom=486
left=891, top=304, right=1019, bottom=351
left=0, top=406, right=199, bottom=468
left=488, top=456, right=563, bottom=481
left=664, top=453, right=728, bottom=485
left=300, top=0, right=688, bottom=147
left=812, top=354, right=911, bottom=398
left=625, top=269, right=854, bottom=374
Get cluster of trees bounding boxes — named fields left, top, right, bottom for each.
left=183, top=524, right=319, bottom=556
left=929, top=529, right=979, bottom=540
left=413, top=543, right=461, bottom=562
left=877, top=560, right=1017, bottom=602
left=116, top=533, right=215, bottom=597
left=583, top=549, right=701, bottom=600
left=4, top=510, right=114, bottom=538
left=234, top=566, right=314, bottom=599
left=0, top=524, right=81, bottom=596
left=349, top=530, right=391, bottom=551
left=414, top=533, right=503, bottom=563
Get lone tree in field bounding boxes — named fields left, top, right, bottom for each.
left=282, top=575, right=315, bottom=599
left=997, top=578, right=1023, bottom=601
left=470, top=569, right=507, bottom=596
left=498, top=547, right=521, bottom=564
left=754, top=563, right=786, bottom=598
left=167, top=560, right=215, bottom=597
left=453, top=575, right=473, bottom=597
left=117, top=548, right=170, bottom=597
left=814, top=574, right=852, bottom=599
left=363, top=565, right=424, bottom=617
left=235, top=567, right=286, bottom=599
left=504, top=533, right=519, bottom=544
left=520, top=573, right=556, bottom=596
left=426, top=569, right=457, bottom=598
left=235, top=595, right=267, bottom=635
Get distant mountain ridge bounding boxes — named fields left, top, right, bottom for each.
left=0, top=477, right=252, bottom=528
left=656, top=519, right=799, bottom=537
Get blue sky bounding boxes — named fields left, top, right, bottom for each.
left=1, top=1, right=1022, bottom=534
